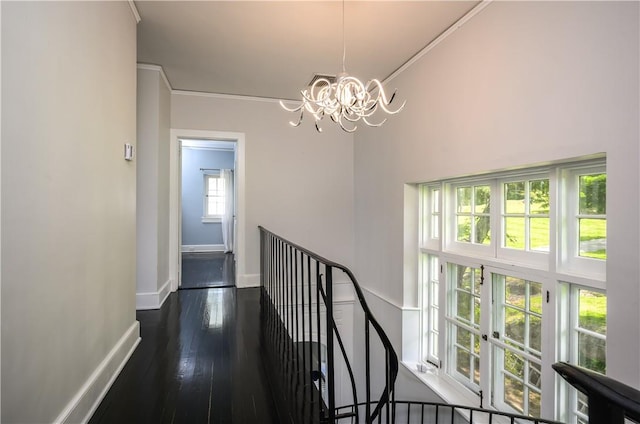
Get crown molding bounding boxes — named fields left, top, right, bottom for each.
left=137, top=64, right=172, bottom=92
left=384, top=0, right=492, bottom=85
left=172, top=89, right=283, bottom=104
left=128, top=0, right=141, bottom=24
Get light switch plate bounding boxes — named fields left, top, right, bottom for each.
left=124, top=143, right=135, bottom=161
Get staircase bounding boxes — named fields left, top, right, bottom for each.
left=259, top=226, right=640, bottom=424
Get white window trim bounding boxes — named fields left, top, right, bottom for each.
left=495, top=172, right=552, bottom=270
left=444, top=179, right=495, bottom=257
left=419, top=253, right=440, bottom=366
left=487, top=268, right=552, bottom=417
left=444, top=258, right=484, bottom=395
left=557, top=283, right=607, bottom=423
left=414, top=157, right=606, bottom=422
left=202, top=172, right=224, bottom=223
left=420, top=184, right=442, bottom=251
left=558, top=164, right=607, bottom=281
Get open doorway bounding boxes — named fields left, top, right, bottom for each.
left=169, top=129, right=246, bottom=293
left=180, top=139, right=236, bottom=289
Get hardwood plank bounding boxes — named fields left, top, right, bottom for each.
left=181, top=252, right=235, bottom=289
left=89, top=288, right=280, bottom=424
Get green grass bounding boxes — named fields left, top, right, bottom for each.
left=579, top=219, right=606, bottom=241
left=501, top=201, right=607, bottom=258
left=504, top=216, right=549, bottom=250
left=579, top=292, right=606, bottom=334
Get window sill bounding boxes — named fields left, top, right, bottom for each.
left=400, top=361, right=482, bottom=412
left=401, top=361, right=533, bottom=424
left=201, top=217, right=222, bottom=223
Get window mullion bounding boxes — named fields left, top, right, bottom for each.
left=540, top=277, right=557, bottom=419
left=437, top=260, right=447, bottom=366
left=479, top=265, right=492, bottom=407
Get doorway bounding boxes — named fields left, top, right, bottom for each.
left=169, top=129, right=246, bottom=292
left=180, top=139, right=236, bottom=289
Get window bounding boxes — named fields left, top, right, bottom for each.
left=203, top=173, right=225, bottom=221
left=421, top=255, right=439, bottom=365
left=577, top=173, right=606, bottom=260
left=561, top=286, right=607, bottom=423
left=561, top=165, right=607, bottom=277
left=447, top=264, right=482, bottom=392
left=502, top=178, right=550, bottom=252
left=416, top=158, right=606, bottom=422
left=421, top=185, right=441, bottom=249
left=492, top=274, right=543, bottom=417
left=454, top=184, right=491, bottom=245
left=420, top=186, right=441, bottom=366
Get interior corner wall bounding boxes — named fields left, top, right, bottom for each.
left=1, top=2, right=138, bottom=423
left=157, top=70, right=171, bottom=297
left=136, top=66, right=172, bottom=309
left=352, top=0, right=640, bottom=388
left=171, top=94, right=355, bottom=283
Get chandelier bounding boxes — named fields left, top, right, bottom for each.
left=280, top=1, right=405, bottom=133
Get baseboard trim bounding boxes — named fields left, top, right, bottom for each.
left=181, top=244, right=224, bottom=253
left=237, top=273, right=260, bottom=288
left=55, top=321, right=141, bottom=424
left=157, top=279, right=171, bottom=308
left=136, top=279, right=172, bottom=310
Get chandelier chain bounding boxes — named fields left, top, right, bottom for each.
left=342, top=0, right=346, bottom=73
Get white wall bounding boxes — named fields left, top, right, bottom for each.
left=171, top=93, right=355, bottom=280
left=1, top=2, right=139, bottom=423
left=353, top=0, right=639, bottom=387
left=158, top=69, right=171, bottom=297
left=136, top=66, right=172, bottom=309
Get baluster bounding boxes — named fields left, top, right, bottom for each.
left=366, top=318, right=371, bottom=423
left=326, top=266, right=335, bottom=422
left=315, top=262, right=322, bottom=420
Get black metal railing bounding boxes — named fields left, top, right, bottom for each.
left=553, top=362, right=640, bottom=423
left=260, top=227, right=640, bottom=424
left=336, top=401, right=562, bottom=424
left=259, top=227, right=398, bottom=424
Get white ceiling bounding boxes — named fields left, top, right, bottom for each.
left=135, top=1, right=480, bottom=100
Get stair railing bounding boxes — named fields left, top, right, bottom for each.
left=259, top=226, right=398, bottom=424
left=553, top=362, right=640, bottom=423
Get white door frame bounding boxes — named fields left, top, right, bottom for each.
left=169, top=128, right=246, bottom=292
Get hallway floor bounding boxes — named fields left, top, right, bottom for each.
left=89, top=287, right=280, bottom=424
left=181, top=252, right=235, bottom=289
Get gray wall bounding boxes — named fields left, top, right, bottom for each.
left=181, top=147, right=235, bottom=247
left=1, top=2, right=138, bottom=422
left=136, top=66, right=172, bottom=310
left=171, top=93, right=355, bottom=286
left=351, top=0, right=639, bottom=404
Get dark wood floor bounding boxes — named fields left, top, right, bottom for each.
left=181, top=252, right=235, bottom=289
left=89, top=287, right=280, bottom=424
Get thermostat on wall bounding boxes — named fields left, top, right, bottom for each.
left=124, top=143, right=135, bottom=161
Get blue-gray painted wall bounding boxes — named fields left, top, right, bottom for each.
left=181, top=147, right=235, bottom=246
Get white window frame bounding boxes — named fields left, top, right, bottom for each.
left=496, top=172, right=552, bottom=270
left=419, top=184, right=443, bottom=366
left=421, top=184, right=441, bottom=250
left=420, top=253, right=440, bottom=366
left=443, top=258, right=487, bottom=395
left=415, top=157, right=606, bottom=422
left=444, top=179, right=495, bottom=257
left=202, top=172, right=224, bottom=223
left=558, top=164, right=607, bottom=280
left=557, top=283, right=607, bottom=423
left=490, top=270, right=547, bottom=417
